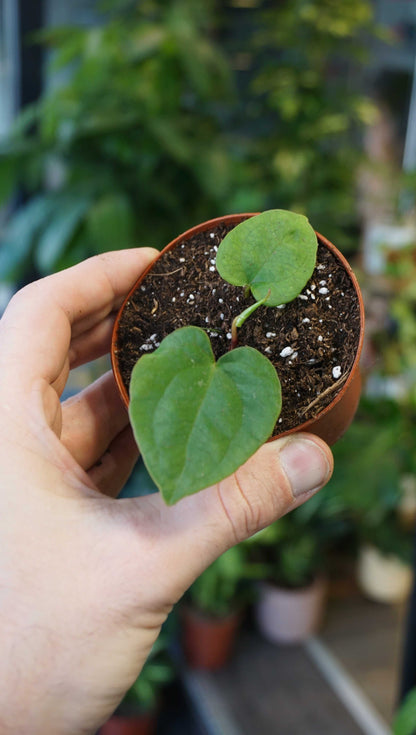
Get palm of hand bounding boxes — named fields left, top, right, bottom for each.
left=0, top=250, right=331, bottom=734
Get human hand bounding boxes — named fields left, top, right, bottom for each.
left=0, top=250, right=333, bottom=734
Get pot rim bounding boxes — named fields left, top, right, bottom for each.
left=111, top=212, right=365, bottom=438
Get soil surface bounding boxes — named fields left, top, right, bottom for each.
left=115, top=220, right=361, bottom=436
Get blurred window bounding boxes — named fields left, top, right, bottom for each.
left=0, top=0, right=19, bottom=140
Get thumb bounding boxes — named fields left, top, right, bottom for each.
left=131, top=433, right=333, bottom=602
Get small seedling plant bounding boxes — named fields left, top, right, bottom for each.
left=129, top=210, right=318, bottom=504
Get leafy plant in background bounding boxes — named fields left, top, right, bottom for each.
left=186, top=545, right=252, bottom=619
left=228, top=0, right=378, bottom=249
left=248, top=518, right=322, bottom=589
left=328, top=397, right=415, bottom=563
left=0, top=0, right=234, bottom=278
left=246, top=489, right=348, bottom=588
left=370, top=241, right=416, bottom=402
left=0, top=0, right=377, bottom=280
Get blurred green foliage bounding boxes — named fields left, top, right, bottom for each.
left=371, top=242, right=416, bottom=401
left=327, top=397, right=415, bottom=563
left=248, top=395, right=416, bottom=588
left=393, top=687, right=416, bottom=735
left=247, top=517, right=323, bottom=589
left=0, top=0, right=376, bottom=279
left=246, top=488, right=349, bottom=588
left=186, top=545, right=252, bottom=618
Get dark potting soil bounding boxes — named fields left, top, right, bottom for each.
left=115, top=221, right=361, bottom=436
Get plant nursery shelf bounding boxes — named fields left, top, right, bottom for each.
left=181, top=593, right=402, bottom=735
left=182, top=630, right=364, bottom=735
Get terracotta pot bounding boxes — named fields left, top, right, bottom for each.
left=255, top=577, right=327, bottom=644
left=326, top=550, right=360, bottom=600
left=99, top=710, right=156, bottom=735
left=181, top=606, right=241, bottom=670
left=357, top=544, right=413, bottom=604
left=111, top=213, right=364, bottom=446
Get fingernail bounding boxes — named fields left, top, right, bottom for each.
left=279, top=438, right=331, bottom=498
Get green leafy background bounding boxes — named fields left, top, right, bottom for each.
left=0, top=0, right=377, bottom=280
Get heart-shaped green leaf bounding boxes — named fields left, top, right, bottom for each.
left=129, top=326, right=281, bottom=505
left=216, top=209, right=318, bottom=306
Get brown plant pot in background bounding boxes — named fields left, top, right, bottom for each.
left=181, top=607, right=241, bottom=670
left=326, top=549, right=360, bottom=600
left=111, top=213, right=364, bottom=446
left=255, top=577, right=327, bottom=644
left=99, top=710, right=156, bottom=735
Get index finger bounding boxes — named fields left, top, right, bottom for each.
left=0, top=248, right=157, bottom=392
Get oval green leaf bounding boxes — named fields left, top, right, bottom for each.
left=129, top=326, right=281, bottom=505
left=216, top=209, right=318, bottom=306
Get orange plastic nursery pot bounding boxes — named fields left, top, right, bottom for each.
left=181, top=606, right=241, bottom=670
left=111, top=213, right=364, bottom=448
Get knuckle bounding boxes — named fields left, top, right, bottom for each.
left=216, top=471, right=271, bottom=544
left=216, top=446, right=296, bottom=543
left=233, top=471, right=264, bottom=538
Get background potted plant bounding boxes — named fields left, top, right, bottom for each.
left=357, top=525, right=413, bottom=605
left=181, top=544, right=251, bottom=670
left=0, top=1, right=376, bottom=283
left=328, top=397, right=415, bottom=604
left=247, top=492, right=338, bottom=644
left=100, top=632, right=175, bottom=735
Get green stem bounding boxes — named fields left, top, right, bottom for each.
left=231, top=290, right=271, bottom=349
